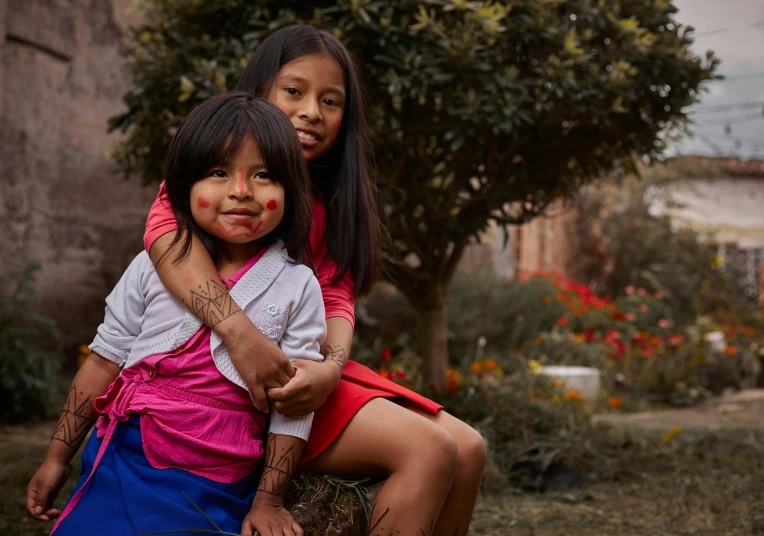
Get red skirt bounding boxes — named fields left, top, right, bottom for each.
left=298, top=361, right=443, bottom=470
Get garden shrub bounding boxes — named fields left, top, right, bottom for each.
left=0, top=264, right=63, bottom=423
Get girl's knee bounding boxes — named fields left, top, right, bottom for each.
left=455, top=425, right=488, bottom=476
left=411, top=423, right=459, bottom=479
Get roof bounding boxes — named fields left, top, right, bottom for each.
left=663, top=155, right=764, bottom=179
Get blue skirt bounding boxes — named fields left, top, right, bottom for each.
left=54, top=414, right=259, bottom=536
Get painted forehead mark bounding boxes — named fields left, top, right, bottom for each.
left=197, top=196, right=210, bottom=209
left=266, top=199, right=278, bottom=210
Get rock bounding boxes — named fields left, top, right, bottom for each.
left=0, top=0, right=157, bottom=347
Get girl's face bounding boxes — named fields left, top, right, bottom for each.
left=269, top=53, right=346, bottom=163
left=191, top=136, right=285, bottom=254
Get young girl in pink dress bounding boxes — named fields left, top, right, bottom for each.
left=27, top=93, right=322, bottom=536
left=144, top=25, right=486, bottom=535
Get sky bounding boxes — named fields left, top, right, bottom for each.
left=670, top=0, right=764, bottom=158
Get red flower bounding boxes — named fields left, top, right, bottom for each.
left=556, top=316, right=569, bottom=326
left=395, top=370, right=407, bottom=379
left=668, top=334, right=684, bottom=347
left=381, top=348, right=392, bottom=362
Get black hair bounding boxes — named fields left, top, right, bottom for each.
left=163, top=91, right=313, bottom=264
left=237, top=24, right=381, bottom=295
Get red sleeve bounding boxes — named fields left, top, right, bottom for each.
left=310, top=199, right=355, bottom=327
left=143, top=182, right=178, bottom=252
left=316, top=253, right=356, bottom=328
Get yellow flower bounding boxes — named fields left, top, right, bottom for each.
left=528, top=360, right=542, bottom=375
left=78, top=344, right=90, bottom=356
left=662, top=426, right=681, bottom=443
left=551, top=394, right=560, bottom=403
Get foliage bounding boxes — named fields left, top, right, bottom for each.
left=111, top=0, right=717, bottom=383
left=359, top=268, right=764, bottom=410
left=571, top=167, right=753, bottom=324
left=0, top=264, right=63, bottom=423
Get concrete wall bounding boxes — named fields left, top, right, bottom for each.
left=0, top=0, right=155, bottom=347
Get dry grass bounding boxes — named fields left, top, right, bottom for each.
left=3, top=422, right=764, bottom=535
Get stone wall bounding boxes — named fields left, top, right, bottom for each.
left=0, top=0, right=155, bottom=348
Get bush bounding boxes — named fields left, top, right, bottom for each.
left=0, top=264, right=64, bottom=423
left=572, top=169, right=754, bottom=323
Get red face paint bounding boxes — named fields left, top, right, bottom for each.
left=255, top=221, right=264, bottom=232
left=266, top=199, right=278, bottom=210
left=197, top=196, right=210, bottom=209
left=237, top=167, right=245, bottom=196
left=214, top=221, right=228, bottom=236
left=332, top=119, right=342, bottom=132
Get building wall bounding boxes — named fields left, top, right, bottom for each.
left=0, top=0, right=155, bottom=346
left=461, top=199, right=580, bottom=282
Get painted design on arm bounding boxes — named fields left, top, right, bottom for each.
left=188, top=279, right=240, bottom=328
left=51, top=385, right=96, bottom=450
left=257, top=435, right=297, bottom=498
left=322, top=344, right=348, bottom=372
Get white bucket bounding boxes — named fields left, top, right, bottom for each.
left=539, top=366, right=601, bottom=401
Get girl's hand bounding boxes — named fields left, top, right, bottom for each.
left=241, top=496, right=303, bottom=536
left=217, top=314, right=296, bottom=413
left=25, top=458, right=70, bottom=522
left=268, top=359, right=340, bottom=417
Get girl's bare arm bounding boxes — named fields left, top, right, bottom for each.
left=26, top=353, right=120, bottom=522
left=268, top=317, right=353, bottom=417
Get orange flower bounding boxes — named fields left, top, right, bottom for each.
left=609, top=397, right=623, bottom=408
left=469, top=362, right=482, bottom=373
left=564, top=389, right=583, bottom=402
left=377, top=369, right=392, bottom=380
left=549, top=379, right=566, bottom=388
left=724, top=346, right=737, bottom=355
left=551, top=394, right=561, bottom=403
left=481, top=359, right=498, bottom=371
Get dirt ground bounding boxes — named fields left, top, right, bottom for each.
left=3, top=397, right=764, bottom=536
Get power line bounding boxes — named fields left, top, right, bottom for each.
left=693, top=20, right=764, bottom=37
left=718, top=72, right=764, bottom=82
left=691, top=101, right=764, bottom=114
left=692, top=131, right=725, bottom=155
left=697, top=130, right=764, bottom=146
left=698, top=112, right=764, bottom=126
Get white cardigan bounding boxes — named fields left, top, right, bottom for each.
left=89, top=241, right=326, bottom=440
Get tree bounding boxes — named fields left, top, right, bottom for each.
left=110, top=0, right=717, bottom=385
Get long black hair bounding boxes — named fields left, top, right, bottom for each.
left=237, top=24, right=381, bottom=295
left=163, top=91, right=313, bottom=264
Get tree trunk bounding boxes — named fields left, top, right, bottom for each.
left=418, top=295, right=448, bottom=387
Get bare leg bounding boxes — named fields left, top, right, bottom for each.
left=407, top=408, right=487, bottom=536
left=304, top=398, right=458, bottom=535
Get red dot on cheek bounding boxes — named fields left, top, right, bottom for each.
left=266, top=199, right=278, bottom=210
left=197, top=196, right=210, bottom=209
left=332, top=119, right=342, bottom=132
